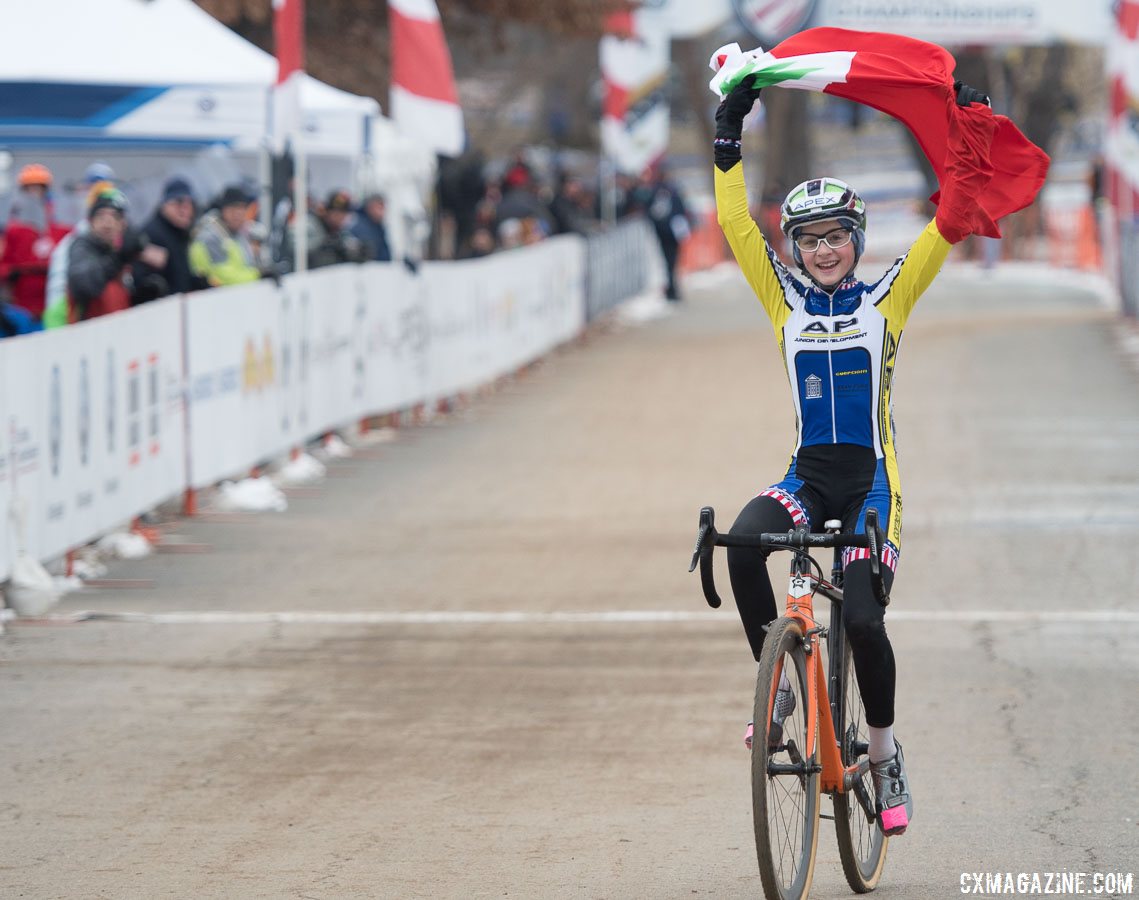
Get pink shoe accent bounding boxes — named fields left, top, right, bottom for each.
left=879, top=806, right=909, bottom=835
left=744, top=722, right=754, bottom=750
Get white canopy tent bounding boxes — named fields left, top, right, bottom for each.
left=0, top=0, right=434, bottom=256
left=0, top=0, right=378, bottom=154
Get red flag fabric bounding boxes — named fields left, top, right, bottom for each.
left=272, top=0, right=305, bottom=84
left=768, top=29, right=1050, bottom=239
left=389, top=0, right=464, bottom=157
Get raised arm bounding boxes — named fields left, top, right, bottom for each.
left=875, top=86, right=997, bottom=325
left=713, top=78, right=796, bottom=328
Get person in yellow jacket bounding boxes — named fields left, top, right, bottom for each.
left=189, top=185, right=262, bottom=286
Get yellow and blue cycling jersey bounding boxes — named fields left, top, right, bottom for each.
left=715, top=162, right=952, bottom=557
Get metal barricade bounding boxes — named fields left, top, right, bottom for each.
left=583, top=217, right=662, bottom=321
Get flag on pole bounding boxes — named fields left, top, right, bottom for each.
left=273, top=0, right=305, bottom=83
left=389, top=0, right=464, bottom=157
left=600, top=8, right=671, bottom=176
left=709, top=28, right=1050, bottom=238
left=272, top=0, right=305, bottom=150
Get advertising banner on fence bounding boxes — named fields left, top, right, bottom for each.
left=0, top=334, right=30, bottom=582
left=1, top=230, right=609, bottom=583
left=419, top=236, right=586, bottom=399
left=358, top=263, right=430, bottom=416
left=816, top=0, right=1111, bottom=46
left=185, top=280, right=295, bottom=490
left=293, top=266, right=373, bottom=440
left=0, top=301, right=185, bottom=572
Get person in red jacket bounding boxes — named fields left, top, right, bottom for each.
left=0, top=164, right=71, bottom=322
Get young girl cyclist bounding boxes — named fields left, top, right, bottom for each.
left=712, top=75, right=994, bottom=838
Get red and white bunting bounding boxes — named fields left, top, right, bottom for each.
left=389, top=0, right=464, bottom=157
left=600, top=7, right=670, bottom=176
left=1107, top=0, right=1139, bottom=214
left=271, top=0, right=305, bottom=149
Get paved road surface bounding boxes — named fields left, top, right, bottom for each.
left=3, top=264, right=1137, bottom=899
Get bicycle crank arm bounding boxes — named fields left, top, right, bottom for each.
left=842, top=758, right=870, bottom=792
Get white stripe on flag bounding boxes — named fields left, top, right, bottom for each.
left=391, top=84, right=463, bottom=156
left=388, top=0, right=441, bottom=23
left=710, top=48, right=855, bottom=96
left=766, top=51, right=855, bottom=90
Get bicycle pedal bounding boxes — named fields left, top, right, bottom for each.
left=819, top=813, right=835, bottom=821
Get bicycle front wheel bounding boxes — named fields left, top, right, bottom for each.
left=830, top=618, right=888, bottom=893
left=752, top=617, right=820, bottom=900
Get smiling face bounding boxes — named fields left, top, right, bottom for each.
left=795, top=218, right=857, bottom=289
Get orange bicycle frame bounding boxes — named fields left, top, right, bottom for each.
left=766, top=565, right=857, bottom=795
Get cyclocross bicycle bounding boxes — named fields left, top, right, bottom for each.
left=689, top=506, right=892, bottom=899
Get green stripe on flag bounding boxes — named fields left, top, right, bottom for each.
left=721, top=59, right=824, bottom=94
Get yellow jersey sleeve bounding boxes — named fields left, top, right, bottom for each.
left=871, top=220, right=953, bottom=327
left=714, top=162, right=794, bottom=329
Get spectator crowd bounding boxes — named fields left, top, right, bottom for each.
left=0, top=161, right=394, bottom=339
left=1, top=149, right=691, bottom=339
left=436, top=150, right=691, bottom=298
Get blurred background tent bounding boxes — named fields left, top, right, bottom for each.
left=0, top=0, right=431, bottom=243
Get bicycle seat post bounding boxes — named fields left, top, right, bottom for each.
left=824, top=519, right=843, bottom=584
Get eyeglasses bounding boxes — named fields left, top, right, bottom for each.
left=794, top=228, right=854, bottom=253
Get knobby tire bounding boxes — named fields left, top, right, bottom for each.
left=752, top=617, right=820, bottom=900
left=829, top=607, right=888, bottom=892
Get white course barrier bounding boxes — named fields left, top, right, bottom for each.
left=1, top=234, right=593, bottom=583
left=1, top=300, right=185, bottom=579
left=420, top=237, right=586, bottom=397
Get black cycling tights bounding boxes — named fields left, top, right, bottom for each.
left=727, top=494, right=897, bottom=728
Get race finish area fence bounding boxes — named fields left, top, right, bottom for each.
left=0, top=221, right=664, bottom=583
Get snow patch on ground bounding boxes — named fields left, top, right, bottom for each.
left=214, top=477, right=288, bottom=513
left=273, top=453, right=326, bottom=486
left=940, top=261, right=1119, bottom=310
left=614, top=292, right=675, bottom=324
left=356, top=427, right=399, bottom=446
left=682, top=262, right=744, bottom=292
left=320, top=435, right=353, bottom=459
left=97, top=531, right=154, bottom=560
left=5, top=553, right=62, bottom=616
left=72, top=554, right=108, bottom=580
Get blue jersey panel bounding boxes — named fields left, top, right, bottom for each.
left=793, top=350, right=835, bottom=446
left=831, top=347, right=874, bottom=445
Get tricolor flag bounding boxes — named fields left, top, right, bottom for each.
left=389, top=0, right=464, bottom=157
left=709, top=28, right=1050, bottom=239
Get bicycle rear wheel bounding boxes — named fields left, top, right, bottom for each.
left=830, top=613, right=888, bottom=893
left=752, top=617, right=820, bottom=900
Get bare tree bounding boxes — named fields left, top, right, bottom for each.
left=194, top=0, right=627, bottom=107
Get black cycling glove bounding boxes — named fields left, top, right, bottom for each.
left=954, top=80, right=991, bottom=108
left=714, top=76, right=762, bottom=172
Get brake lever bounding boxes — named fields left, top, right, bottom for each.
left=864, top=508, right=891, bottom=607
left=689, top=506, right=722, bottom=609
left=687, top=508, right=706, bottom=571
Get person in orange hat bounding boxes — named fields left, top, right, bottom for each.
left=0, top=163, right=71, bottom=321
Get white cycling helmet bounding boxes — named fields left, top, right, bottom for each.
left=780, top=177, right=866, bottom=236
left=780, top=177, right=867, bottom=280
